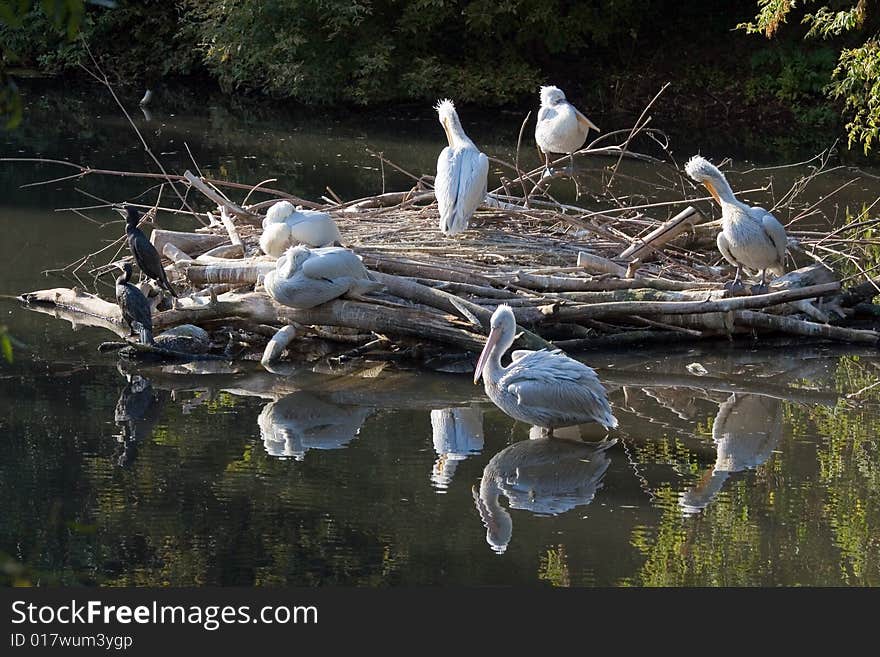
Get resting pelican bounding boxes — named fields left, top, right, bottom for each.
left=685, top=155, right=787, bottom=290
left=115, top=263, right=153, bottom=344
left=263, top=245, right=381, bottom=309
left=535, top=85, right=599, bottom=175
left=679, top=393, right=782, bottom=514
left=260, top=200, right=342, bottom=257
left=119, top=205, right=177, bottom=298
left=429, top=406, right=485, bottom=490
left=474, top=305, right=617, bottom=433
left=434, top=99, right=489, bottom=236
left=473, top=437, right=615, bottom=553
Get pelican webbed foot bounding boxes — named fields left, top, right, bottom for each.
left=723, top=280, right=749, bottom=296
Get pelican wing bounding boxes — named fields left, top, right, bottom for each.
left=536, top=105, right=552, bottom=125
left=756, top=208, right=788, bottom=266
left=301, top=249, right=366, bottom=281
left=499, top=350, right=617, bottom=429
left=436, top=145, right=488, bottom=235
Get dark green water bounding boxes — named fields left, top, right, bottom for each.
left=1, top=83, right=879, bottom=586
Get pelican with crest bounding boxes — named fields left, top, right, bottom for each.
left=434, top=99, right=489, bottom=236
left=685, top=155, right=787, bottom=291
left=474, top=305, right=617, bottom=434
left=535, top=85, right=600, bottom=175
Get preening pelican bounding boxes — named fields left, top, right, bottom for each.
left=119, top=205, right=177, bottom=298
left=535, top=85, right=599, bottom=174
left=679, top=393, right=782, bottom=515
left=474, top=305, right=617, bottom=433
left=685, top=155, right=787, bottom=289
left=115, top=262, right=154, bottom=345
left=263, top=245, right=381, bottom=309
left=429, top=406, right=485, bottom=489
left=434, top=99, right=489, bottom=236
left=260, top=200, right=342, bottom=257
left=473, top=437, right=615, bottom=553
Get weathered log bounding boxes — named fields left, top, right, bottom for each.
left=577, top=251, right=628, bottom=277
left=733, top=310, right=879, bottom=345
left=185, top=261, right=275, bottom=285
left=545, top=282, right=841, bottom=322
left=361, top=254, right=501, bottom=288
left=619, top=206, right=706, bottom=261
left=151, top=230, right=228, bottom=258
left=183, top=170, right=261, bottom=225
left=262, top=324, right=300, bottom=365
left=201, top=244, right=246, bottom=259
left=219, top=207, right=244, bottom=251
left=20, top=286, right=488, bottom=352
left=370, top=271, right=552, bottom=350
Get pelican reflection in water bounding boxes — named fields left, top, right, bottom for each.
left=473, top=437, right=616, bottom=554
left=679, top=393, right=782, bottom=514
left=429, top=406, right=485, bottom=490
left=258, top=390, right=373, bottom=461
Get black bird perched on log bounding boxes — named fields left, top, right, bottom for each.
left=115, top=262, right=154, bottom=344
left=119, top=204, right=177, bottom=297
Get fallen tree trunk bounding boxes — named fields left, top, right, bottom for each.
left=545, top=282, right=841, bottom=322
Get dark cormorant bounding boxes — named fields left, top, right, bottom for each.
left=121, top=205, right=177, bottom=297
left=115, top=262, right=154, bottom=344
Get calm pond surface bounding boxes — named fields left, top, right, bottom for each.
left=1, top=83, right=879, bottom=586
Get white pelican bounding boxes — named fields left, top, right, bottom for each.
left=679, top=393, right=782, bottom=515
left=429, top=406, right=485, bottom=490
left=535, top=85, right=599, bottom=174
left=473, top=437, right=615, bottom=553
left=685, top=155, right=787, bottom=290
left=258, top=391, right=373, bottom=461
left=474, top=305, right=617, bottom=433
left=434, top=99, right=489, bottom=236
left=263, top=245, right=381, bottom=309
left=260, top=200, right=342, bottom=257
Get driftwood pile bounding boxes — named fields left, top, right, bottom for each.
left=16, top=146, right=880, bottom=370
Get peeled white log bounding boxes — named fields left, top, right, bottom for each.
left=261, top=324, right=300, bottom=366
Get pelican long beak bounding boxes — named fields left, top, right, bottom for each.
left=575, top=109, right=599, bottom=133
left=441, top=118, right=453, bottom=147
left=473, top=327, right=501, bottom=384
left=703, top=180, right=721, bottom=205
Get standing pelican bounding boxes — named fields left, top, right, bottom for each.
left=474, top=305, right=617, bottom=433
left=535, top=85, right=599, bottom=175
left=685, top=155, right=787, bottom=290
left=115, top=262, right=153, bottom=344
left=260, top=200, right=342, bottom=257
left=434, top=99, right=489, bottom=236
left=119, top=205, right=177, bottom=298
left=263, top=245, right=381, bottom=309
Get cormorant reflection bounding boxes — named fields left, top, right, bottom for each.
left=113, top=373, right=165, bottom=467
